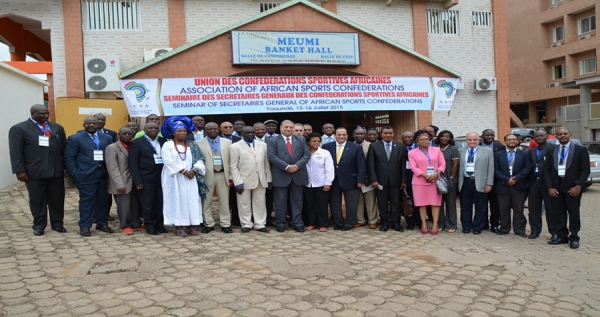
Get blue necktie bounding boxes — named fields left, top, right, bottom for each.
left=92, top=134, right=100, bottom=149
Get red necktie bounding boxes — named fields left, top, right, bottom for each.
left=286, top=137, right=292, bottom=156
left=39, top=123, right=51, bottom=137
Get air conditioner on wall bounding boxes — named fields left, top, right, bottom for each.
left=143, top=48, right=173, bottom=62
left=551, top=42, right=562, bottom=48
left=473, top=77, right=497, bottom=91
left=579, top=34, right=592, bottom=40
left=84, top=57, right=122, bottom=92
left=549, top=82, right=561, bottom=88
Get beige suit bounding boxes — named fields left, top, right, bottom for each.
left=105, top=141, right=141, bottom=228
left=197, top=137, right=232, bottom=228
left=357, top=141, right=378, bottom=225
left=230, top=140, right=272, bottom=229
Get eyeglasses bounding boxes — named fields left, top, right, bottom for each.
left=418, top=138, right=430, bottom=142
left=222, top=126, right=233, bottom=129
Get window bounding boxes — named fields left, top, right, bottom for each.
left=472, top=11, right=492, bottom=27
left=565, top=105, right=580, bottom=121
left=551, top=0, right=562, bottom=5
left=580, top=57, right=597, bottom=74
left=553, top=26, right=564, bottom=42
left=553, top=64, right=565, bottom=79
left=426, top=9, right=460, bottom=36
left=260, top=2, right=283, bottom=12
left=83, top=0, right=140, bottom=30
left=578, top=15, right=596, bottom=34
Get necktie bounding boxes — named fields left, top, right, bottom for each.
left=213, top=139, right=222, bottom=172
left=92, top=134, right=100, bottom=149
left=467, top=148, right=474, bottom=176
left=385, top=143, right=391, bottom=160
left=559, top=145, right=565, bottom=165
left=336, top=144, right=343, bottom=163
left=286, top=137, right=292, bottom=156
left=327, top=136, right=332, bottom=143
left=39, top=123, right=51, bottom=137
left=508, top=151, right=515, bottom=168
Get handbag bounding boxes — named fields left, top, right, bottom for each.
left=436, top=174, right=455, bottom=195
left=400, top=188, right=414, bottom=217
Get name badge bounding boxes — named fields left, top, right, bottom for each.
left=509, top=166, right=513, bottom=176
left=213, top=155, right=222, bottom=166
left=558, top=164, right=566, bottom=177
left=406, top=161, right=411, bottom=169
left=38, top=136, right=49, bottom=147
left=427, top=165, right=435, bottom=175
left=93, top=150, right=103, bottom=161
left=153, top=154, right=163, bottom=164
left=466, top=162, right=475, bottom=173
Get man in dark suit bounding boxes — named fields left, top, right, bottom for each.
left=480, top=128, right=506, bottom=233
left=9, top=104, right=68, bottom=236
left=493, top=134, right=533, bottom=237
left=323, top=127, right=366, bottom=231
left=267, top=120, right=310, bottom=232
left=220, top=121, right=242, bottom=143
left=220, top=121, right=242, bottom=226
left=528, top=129, right=555, bottom=239
left=186, top=116, right=205, bottom=141
left=543, top=127, right=590, bottom=249
left=368, top=126, right=406, bottom=232
left=65, top=117, right=114, bottom=236
left=94, top=113, right=117, bottom=142
left=129, top=122, right=167, bottom=235
left=401, top=131, right=420, bottom=230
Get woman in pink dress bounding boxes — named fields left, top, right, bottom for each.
left=408, top=130, right=446, bottom=235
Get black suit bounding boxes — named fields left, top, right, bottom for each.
left=528, top=144, right=555, bottom=236
left=493, top=149, right=533, bottom=234
left=542, top=143, right=590, bottom=242
left=367, top=141, right=407, bottom=227
left=129, top=136, right=166, bottom=231
left=481, top=141, right=506, bottom=230
left=9, top=119, right=67, bottom=231
left=323, top=141, right=366, bottom=229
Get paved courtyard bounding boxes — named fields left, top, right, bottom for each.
left=1, top=183, right=600, bottom=317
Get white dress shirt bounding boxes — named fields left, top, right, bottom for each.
left=306, top=148, right=335, bottom=188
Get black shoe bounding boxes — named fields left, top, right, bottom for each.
left=146, top=229, right=159, bottom=235
left=379, top=223, right=390, bottom=232
left=33, top=229, right=44, bottom=236
left=265, top=223, right=276, bottom=227
left=107, top=215, right=115, bottom=221
left=294, top=226, right=305, bottom=233
left=392, top=224, right=404, bottom=232
left=550, top=234, right=558, bottom=241
left=569, top=240, right=579, bottom=249
left=341, top=227, right=351, bottom=231
left=221, top=227, right=233, bottom=234
left=490, top=226, right=499, bottom=233
left=547, top=237, right=569, bottom=245
left=406, top=225, right=415, bottom=230
left=528, top=233, right=539, bottom=239
left=276, top=226, right=285, bottom=233
left=80, top=228, right=91, bottom=236
left=333, top=226, right=343, bottom=230
left=242, top=227, right=252, bottom=233
left=202, top=226, right=214, bottom=234
left=257, top=227, right=270, bottom=233
left=482, top=226, right=489, bottom=230
left=462, top=229, right=471, bottom=234
left=496, top=231, right=507, bottom=235
left=96, top=225, right=114, bottom=233
left=473, top=230, right=481, bottom=235
left=157, top=226, right=168, bottom=233
left=516, top=232, right=528, bottom=238
left=51, top=226, right=67, bottom=233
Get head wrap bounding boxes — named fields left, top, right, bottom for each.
left=161, top=116, right=195, bottom=139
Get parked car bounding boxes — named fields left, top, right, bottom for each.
left=581, top=142, right=600, bottom=187
left=511, top=128, right=535, bottom=143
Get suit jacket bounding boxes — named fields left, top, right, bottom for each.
left=542, top=143, right=590, bottom=192
left=105, top=141, right=132, bottom=194
left=367, top=140, right=406, bottom=187
left=321, top=134, right=335, bottom=145
left=529, top=143, right=555, bottom=183
left=480, top=140, right=506, bottom=152
left=322, top=141, right=366, bottom=191
left=230, top=140, right=272, bottom=189
left=197, top=137, right=232, bottom=187
left=357, top=141, right=371, bottom=182
left=64, top=131, right=113, bottom=185
left=221, top=134, right=242, bottom=143
left=493, top=149, right=533, bottom=194
left=458, top=146, right=495, bottom=193
left=129, top=136, right=166, bottom=185
left=78, top=128, right=117, bottom=142
left=267, top=134, right=310, bottom=187
left=9, top=119, right=67, bottom=179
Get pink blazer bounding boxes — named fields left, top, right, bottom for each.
left=408, top=146, right=446, bottom=186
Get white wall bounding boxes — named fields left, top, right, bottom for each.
left=0, top=67, right=47, bottom=189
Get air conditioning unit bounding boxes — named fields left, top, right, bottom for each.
left=473, top=77, right=497, bottom=91
left=84, top=57, right=122, bottom=92
left=551, top=42, right=562, bottom=48
left=579, top=34, right=592, bottom=40
left=143, top=48, right=173, bottom=62
left=549, top=82, right=561, bottom=88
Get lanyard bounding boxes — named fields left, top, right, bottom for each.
left=559, top=145, right=570, bottom=164
left=420, top=148, right=431, bottom=164
left=144, top=135, right=159, bottom=151
left=208, top=137, right=221, bottom=154
left=536, top=148, right=542, bottom=160
left=90, top=134, right=100, bottom=150
left=507, top=151, right=515, bottom=163
left=468, top=147, right=478, bottom=160
left=36, top=123, right=50, bottom=135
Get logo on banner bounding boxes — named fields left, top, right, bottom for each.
left=124, top=81, right=150, bottom=102
left=436, top=80, right=455, bottom=98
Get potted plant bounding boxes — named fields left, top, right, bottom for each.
left=551, top=117, right=557, bottom=123
left=540, top=116, right=547, bottom=123
left=522, top=118, right=530, bottom=124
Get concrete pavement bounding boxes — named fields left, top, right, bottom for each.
left=1, top=183, right=600, bottom=316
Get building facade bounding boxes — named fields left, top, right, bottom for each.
left=507, top=0, right=600, bottom=140
left=1, top=0, right=509, bottom=138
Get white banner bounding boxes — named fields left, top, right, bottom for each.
left=159, top=76, right=459, bottom=116
left=120, top=79, right=161, bottom=117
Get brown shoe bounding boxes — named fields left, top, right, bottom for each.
left=354, top=223, right=365, bottom=228
left=369, top=224, right=377, bottom=229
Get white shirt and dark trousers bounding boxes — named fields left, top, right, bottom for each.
left=304, top=148, right=335, bottom=229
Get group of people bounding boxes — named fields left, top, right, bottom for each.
left=9, top=104, right=590, bottom=249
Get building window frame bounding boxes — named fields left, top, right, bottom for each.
left=82, top=0, right=141, bottom=31
left=426, top=9, right=460, bottom=36
left=552, top=25, right=564, bottom=42
left=551, top=0, right=562, bottom=5
left=472, top=11, right=492, bottom=27
left=259, top=2, right=283, bottom=12
left=552, top=64, right=566, bottom=80
left=580, top=57, right=597, bottom=75
left=578, top=15, right=596, bottom=35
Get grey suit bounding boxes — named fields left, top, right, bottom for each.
left=267, top=134, right=310, bottom=229
left=458, top=146, right=494, bottom=232
left=105, top=141, right=141, bottom=229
